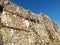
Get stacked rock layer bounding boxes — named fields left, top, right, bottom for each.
left=0, top=0, right=60, bottom=45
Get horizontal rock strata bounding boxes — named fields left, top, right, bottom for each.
left=0, top=0, right=60, bottom=45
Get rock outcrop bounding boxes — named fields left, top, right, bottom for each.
left=0, top=0, right=60, bottom=45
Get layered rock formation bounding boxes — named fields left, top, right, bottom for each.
left=0, top=0, right=60, bottom=45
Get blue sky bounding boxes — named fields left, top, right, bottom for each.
left=10, top=0, right=60, bottom=30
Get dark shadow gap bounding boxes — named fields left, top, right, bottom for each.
left=0, top=5, right=3, bottom=12
left=0, top=34, right=3, bottom=45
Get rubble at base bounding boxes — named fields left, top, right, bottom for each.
left=0, top=0, right=60, bottom=45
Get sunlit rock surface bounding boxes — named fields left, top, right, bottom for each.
left=0, top=0, right=60, bottom=45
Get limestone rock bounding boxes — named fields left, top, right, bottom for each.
left=52, top=21, right=58, bottom=32
left=0, top=0, right=60, bottom=45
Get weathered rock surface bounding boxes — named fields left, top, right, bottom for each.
left=0, top=0, right=60, bottom=45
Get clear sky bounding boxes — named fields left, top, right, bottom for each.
left=10, top=0, right=60, bottom=30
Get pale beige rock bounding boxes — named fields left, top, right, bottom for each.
left=0, top=0, right=60, bottom=45
left=52, top=21, right=58, bottom=32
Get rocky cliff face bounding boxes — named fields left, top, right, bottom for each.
left=0, top=0, right=60, bottom=45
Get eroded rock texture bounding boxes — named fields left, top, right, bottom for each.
left=0, top=0, right=60, bottom=45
